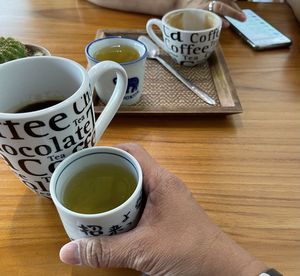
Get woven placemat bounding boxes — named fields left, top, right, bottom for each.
left=93, top=29, right=242, bottom=114
left=140, top=55, right=219, bottom=110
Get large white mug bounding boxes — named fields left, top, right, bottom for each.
left=0, top=56, right=127, bottom=198
left=147, top=8, right=222, bottom=66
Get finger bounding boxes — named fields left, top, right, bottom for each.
left=114, top=143, right=165, bottom=194
left=231, top=1, right=244, bottom=13
left=218, top=0, right=243, bottom=13
left=221, top=17, right=230, bottom=28
left=214, top=2, right=246, bottom=22
left=115, top=143, right=159, bottom=172
left=60, top=230, right=150, bottom=270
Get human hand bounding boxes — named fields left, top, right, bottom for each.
left=176, top=0, right=247, bottom=28
left=59, top=144, right=266, bottom=275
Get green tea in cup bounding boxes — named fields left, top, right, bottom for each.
left=50, top=146, right=143, bottom=239
left=62, top=163, right=136, bottom=214
left=93, top=44, right=140, bottom=63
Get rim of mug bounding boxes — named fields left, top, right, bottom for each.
left=85, top=36, right=148, bottom=66
left=0, top=56, right=88, bottom=119
left=162, top=8, right=222, bottom=32
left=50, top=146, right=143, bottom=219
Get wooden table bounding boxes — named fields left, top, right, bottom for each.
left=0, top=1, right=299, bottom=275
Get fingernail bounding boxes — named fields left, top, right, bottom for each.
left=59, top=242, right=81, bottom=265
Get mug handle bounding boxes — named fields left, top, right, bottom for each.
left=88, top=61, right=127, bottom=142
left=146, top=19, right=168, bottom=52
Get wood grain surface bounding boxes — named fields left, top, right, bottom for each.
left=0, top=1, right=299, bottom=275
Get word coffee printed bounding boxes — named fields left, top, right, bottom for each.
left=0, top=91, right=96, bottom=197
left=163, top=26, right=220, bottom=65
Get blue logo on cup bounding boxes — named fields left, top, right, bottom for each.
left=113, top=77, right=140, bottom=100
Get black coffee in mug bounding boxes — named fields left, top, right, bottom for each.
left=15, top=99, right=62, bottom=113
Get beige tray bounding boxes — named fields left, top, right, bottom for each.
left=93, top=29, right=242, bottom=114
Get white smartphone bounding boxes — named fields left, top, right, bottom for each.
left=225, top=9, right=292, bottom=50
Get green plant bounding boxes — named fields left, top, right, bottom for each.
left=0, top=37, right=27, bottom=64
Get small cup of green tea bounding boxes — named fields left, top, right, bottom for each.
left=85, top=37, right=147, bottom=106
left=50, top=146, right=143, bottom=240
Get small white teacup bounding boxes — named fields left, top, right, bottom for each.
left=147, top=8, right=222, bottom=66
left=50, top=146, right=143, bottom=240
left=86, top=37, right=147, bottom=105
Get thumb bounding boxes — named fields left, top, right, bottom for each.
left=59, top=231, right=147, bottom=269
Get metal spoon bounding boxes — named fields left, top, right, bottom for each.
left=138, top=35, right=216, bottom=106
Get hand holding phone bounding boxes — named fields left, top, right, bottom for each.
left=225, top=9, right=292, bottom=50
